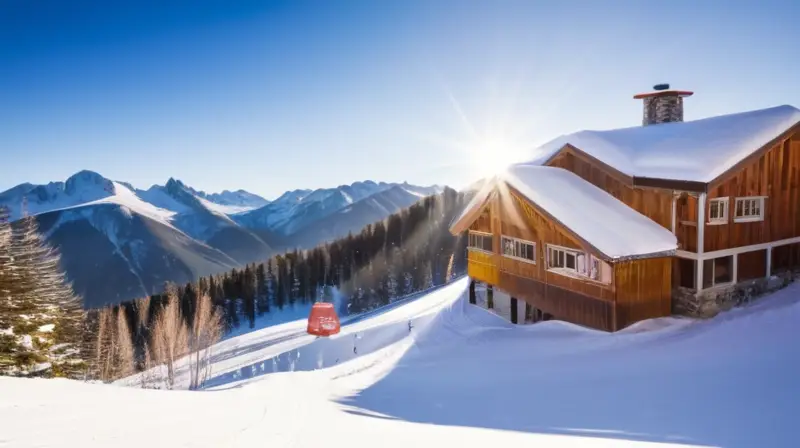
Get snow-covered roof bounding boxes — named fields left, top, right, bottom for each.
left=461, top=166, right=676, bottom=260
left=522, top=105, right=800, bottom=183
left=505, top=166, right=677, bottom=259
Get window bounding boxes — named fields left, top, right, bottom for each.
left=734, top=197, right=765, bottom=222
left=708, top=197, right=729, bottom=223
left=547, top=245, right=576, bottom=270
left=468, top=231, right=493, bottom=253
left=501, top=236, right=536, bottom=263
left=702, top=255, right=733, bottom=289
left=547, top=245, right=606, bottom=282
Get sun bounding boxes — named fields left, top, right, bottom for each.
left=470, top=137, right=527, bottom=177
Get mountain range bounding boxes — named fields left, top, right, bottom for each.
left=0, top=171, right=443, bottom=307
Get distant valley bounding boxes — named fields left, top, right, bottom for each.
left=0, top=171, right=443, bottom=307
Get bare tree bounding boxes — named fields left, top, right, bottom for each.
left=139, top=342, right=157, bottom=388
left=135, top=297, right=150, bottom=334
left=95, top=307, right=115, bottom=381
left=115, top=308, right=135, bottom=378
left=188, top=294, right=223, bottom=390
left=150, top=293, right=188, bottom=389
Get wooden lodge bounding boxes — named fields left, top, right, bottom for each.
left=450, top=84, right=800, bottom=331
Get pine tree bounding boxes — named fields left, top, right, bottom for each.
left=242, top=264, right=256, bottom=328
left=3, top=215, right=84, bottom=377
left=255, top=263, right=269, bottom=315
left=403, top=272, right=414, bottom=296
left=275, top=257, right=286, bottom=310
left=290, top=262, right=300, bottom=304
left=424, top=261, right=434, bottom=290
left=0, top=207, right=17, bottom=373
left=266, top=258, right=277, bottom=311
left=386, top=268, right=398, bottom=302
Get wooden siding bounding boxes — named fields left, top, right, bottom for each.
left=468, top=206, right=492, bottom=233
left=705, top=131, right=800, bottom=252
left=614, top=257, right=671, bottom=329
left=499, top=271, right=614, bottom=332
left=502, top=190, right=615, bottom=300
left=738, top=249, right=767, bottom=281
left=547, top=149, right=673, bottom=230
left=465, top=183, right=620, bottom=330
left=675, top=193, right=698, bottom=252
left=467, top=250, right=498, bottom=285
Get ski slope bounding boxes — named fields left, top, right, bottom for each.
left=2, top=277, right=799, bottom=447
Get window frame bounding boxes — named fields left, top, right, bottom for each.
left=547, top=244, right=577, bottom=272
left=708, top=197, right=729, bottom=225
left=733, top=196, right=766, bottom=223
left=500, top=235, right=536, bottom=264
left=702, top=255, right=734, bottom=289
left=467, top=230, right=494, bottom=254
left=546, top=244, right=607, bottom=284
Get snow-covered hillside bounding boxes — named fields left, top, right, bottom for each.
left=2, top=277, right=797, bottom=447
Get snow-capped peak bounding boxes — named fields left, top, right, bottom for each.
left=0, top=170, right=118, bottom=221
left=64, top=170, right=114, bottom=195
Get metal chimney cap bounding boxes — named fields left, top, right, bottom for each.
left=653, top=83, right=670, bottom=91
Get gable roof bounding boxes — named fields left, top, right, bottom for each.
left=521, top=105, right=800, bottom=183
left=450, top=166, right=677, bottom=261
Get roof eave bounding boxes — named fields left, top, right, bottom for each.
left=611, top=248, right=677, bottom=263
left=632, top=176, right=707, bottom=193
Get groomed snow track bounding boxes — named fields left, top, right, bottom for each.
left=201, top=278, right=474, bottom=389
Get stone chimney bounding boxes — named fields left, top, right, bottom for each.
left=633, top=84, right=693, bottom=126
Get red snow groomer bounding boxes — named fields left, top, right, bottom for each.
left=307, top=302, right=341, bottom=337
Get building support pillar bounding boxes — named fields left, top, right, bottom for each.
left=671, top=193, right=678, bottom=234
left=487, top=284, right=494, bottom=309
left=732, top=253, right=738, bottom=283
left=696, top=193, right=706, bottom=292
left=469, top=279, right=476, bottom=304
left=766, top=246, right=773, bottom=277
left=510, top=297, right=518, bottom=324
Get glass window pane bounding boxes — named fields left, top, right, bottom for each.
left=566, top=253, right=576, bottom=269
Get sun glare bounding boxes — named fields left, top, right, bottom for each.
left=470, top=137, right=527, bottom=177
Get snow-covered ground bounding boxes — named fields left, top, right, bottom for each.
left=2, top=277, right=798, bottom=447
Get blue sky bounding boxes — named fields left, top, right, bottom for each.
left=1, top=0, right=799, bottom=199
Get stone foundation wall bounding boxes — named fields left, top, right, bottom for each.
left=673, top=269, right=800, bottom=318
